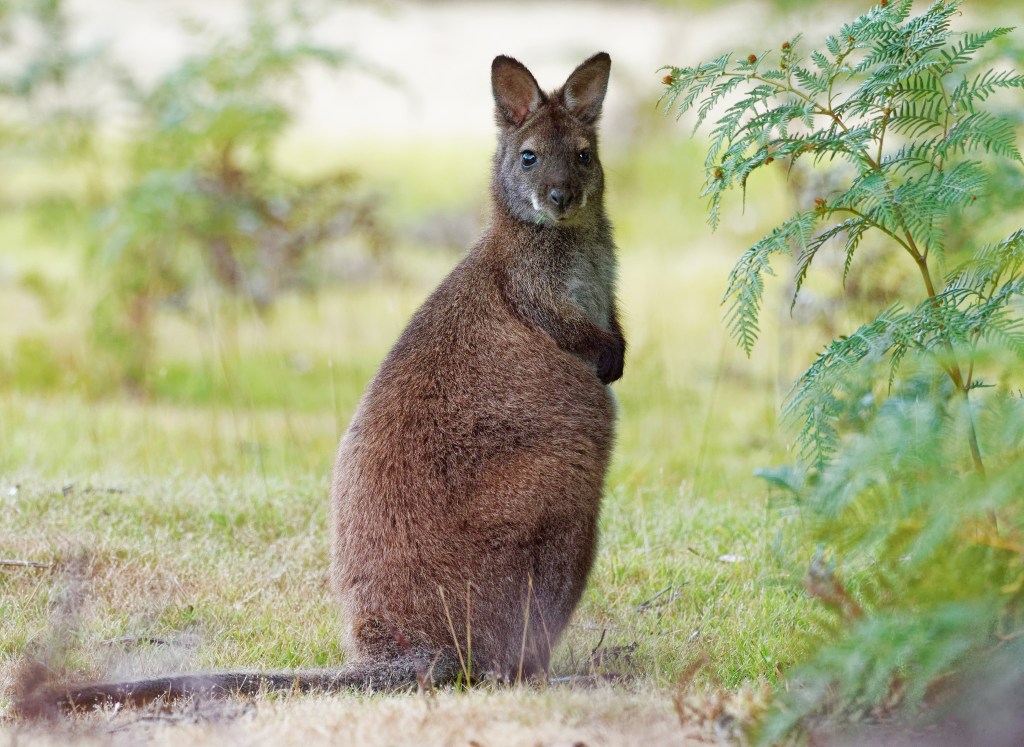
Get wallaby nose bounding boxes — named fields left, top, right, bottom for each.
left=548, top=188, right=572, bottom=211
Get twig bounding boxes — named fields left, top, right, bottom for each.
left=636, top=584, right=685, bottom=612
left=100, top=636, right=172, bottom=647
left=548, top=673, right=628, bottom=687
left=805, top=558, right=863, bottom=622
left=636, top=585, right=673, bottom=609
left=0, top=559, right=52, bottom=569
left=517, top=574, right=534, bottom=684
left=465, top=580, right=472, bottom=677
left=589, top=642, right=638, bottom=670
left=437, top=586, right=470, bottom=686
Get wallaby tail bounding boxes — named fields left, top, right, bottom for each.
left=17, top=653, right=460, bottom=718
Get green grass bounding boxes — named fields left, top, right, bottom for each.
left=0, top=123, right=833, bottom=721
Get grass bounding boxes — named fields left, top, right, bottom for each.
left=6, top=687, right=695, bottom=746
left=0, top=120, right=835, bottom=741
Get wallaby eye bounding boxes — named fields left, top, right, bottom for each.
left=578, top=149, right=592, bottom=165
left=520, top=150, right=538, bottom=169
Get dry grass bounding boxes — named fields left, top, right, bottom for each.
left=3, top=687, right=706, bottom=747
left=1, top=120, right=833, bottom=743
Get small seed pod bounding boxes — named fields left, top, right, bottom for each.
left=662, top=74, right=674, bottom=85
left=747, top=54, right=758, bottom=64
left=714, top=168, right=725, bottom=180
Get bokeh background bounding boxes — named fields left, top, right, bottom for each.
left=2, top=0, right=835, bottom=480
left=2, top=0, right=1023, bottom=742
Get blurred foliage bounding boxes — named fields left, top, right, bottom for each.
left=757, top=356, right=1024, bottom=742
left=2, top=0, right=390, bottom=390
left=0, top=0, right=112, bottom=217
left=664, top=0, right=1024, bottom=741
left=651, top=0, right=1016, bottom=9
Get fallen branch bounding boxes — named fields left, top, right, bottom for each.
left=100, top=636, right=173, bottom=647
left=636, top=584, right=685, bottom=612
left=1, top=559, right=52, bottom=569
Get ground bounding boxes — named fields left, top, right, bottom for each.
left=5, top=688, right=708, bottom=746
left=0, top=1, right=860, bottom=744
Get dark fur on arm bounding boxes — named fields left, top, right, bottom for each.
left=600, top=305, right=626, bottom=384
left=498, top=277, right=625, bottom=385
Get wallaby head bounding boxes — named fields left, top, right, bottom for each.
left=491, top=52, right=611, bottom=227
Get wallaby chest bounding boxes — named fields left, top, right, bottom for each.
left=564, top=241, right=616, bottom=332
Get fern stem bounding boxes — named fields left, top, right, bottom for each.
left=823, top=79, right=988, bottom=478
left=961, top=388, right=987, bottom=477
left=931, top=66, right=954, bottom=183
left=875, top=98, right=893, bottom=170
left=910, top=252, right=987, bottom=475
left=911, top=250, right=936, bottom=295
left=830, top=207, right=915, bottom=257
left=726, top=73, right=864, bottom=159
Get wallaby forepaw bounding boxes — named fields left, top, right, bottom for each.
left=597, top=344, right=624, bottom=385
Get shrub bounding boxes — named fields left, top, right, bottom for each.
left=3, top=0, right=389, bottom=391
left=662, top=0, right=1024, bottom=739
left=90, top=1, right=389, bottom=388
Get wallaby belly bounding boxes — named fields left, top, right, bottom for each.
left=329, top=275, right=614, bottom=677
left=329, top=50, right=623, bottom=682
left=567, top=247, right=616, bottom=331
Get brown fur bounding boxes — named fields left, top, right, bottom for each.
left=331, top=51, right=623, bottom=681
left=19, top=52, right=624, bottom=715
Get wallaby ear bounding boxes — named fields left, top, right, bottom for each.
left=560, top=52, right=611, bottom=125
left=492, top=55, right=544, bottom=128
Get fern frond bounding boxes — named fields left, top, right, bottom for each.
left=940, top=111, right=1023, bottom=162
left=785, top=306, right=915, bottom=465
left=842, top=171, right=901, bottom=234
left=658, top=53, right=730, bottom=120
left=693, top=73, right=745, bottom=133
left=764, top=384, right=1024, bottom=741
left=792, top=218, right=865, bottom=302
left=723, top=212, right=817, bottom=355
left=940, top=28, right=1013, bottom=71
left=883, top=139, right=941, bottom=175
left=841, top=220, right=870, bottom=285
left=978, top=303, right=1024, bottom=359
left=792, top=65, right=829, bottom=97
left=886, top=96, right=947, bottom=138
left=951, top=69, right=1024, bottom=112
left=946, top=229, right=1024, bottom=292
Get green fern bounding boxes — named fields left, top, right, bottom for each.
left=760, top=364, right=1024, bottom=742
left=661, top=0, right=1024, bottom=463
left=663, top=1, right=1024, bottom=741
left=723, top=211, right=816, bottom=354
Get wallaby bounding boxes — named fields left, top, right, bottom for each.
left=19, top=51, right=625, bottom=716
